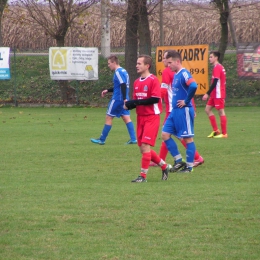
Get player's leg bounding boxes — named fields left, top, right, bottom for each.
left=205, top=98, right=220, bottom=137
left=213, top=99, right=227, bottom=138
left=121, top=113, right=137, bottom=144
left=90, top=114, right=113, bottom=144
left=178, top=107, right=196, bottom=172
left=132, top=115, right=169, bottom=182
left=91, top=99, right=117, bottom=144
left=150, top=112, right=169, bottom=166
left=162, top=111, right=185, bottom=172
left=158, top=111, right=170, bottom=160
left=180, top=137, right=196, bottom=172
left=179, top=138, right=204, bottom=167
left=132, top=115, right=147, bottom=182
left=150, top=150, right=171, bottom=180
left=145, top=115, right=170, bottom=180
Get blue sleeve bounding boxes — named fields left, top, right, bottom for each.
left=184, top=81, right=197, bottom=105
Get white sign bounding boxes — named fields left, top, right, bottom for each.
left=49, top=47, right=98, bottom=80
left=0, top=47, right=10, bottom=80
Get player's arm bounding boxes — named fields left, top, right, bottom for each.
left=120, top=83, right=127, bottom=100
left=184, top=79, right=197, bottom=105
left=207, top=78, right=218, bottom=95
left=125, top=97, right=160, bottom=110
left=161, top=83, right=168, bottom=99
left=101, top=87, right=114, bottom=97
left=202, top=78, right=218, bottom=100
left=191, top=98, right=196, bottom=111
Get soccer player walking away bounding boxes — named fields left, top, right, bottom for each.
left=161, top=50, right=198, bottom=173
left=90, top=55, right=137, bottom=145
left=124, top=54, right=171, bottom=182
left=150, top=50, right=204, bottom=168
left=202, top=51, right=228, bottom=138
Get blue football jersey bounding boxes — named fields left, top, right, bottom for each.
left=112, top=67, right=130, bottom=101
left=172, top=68, right=194, bottom=109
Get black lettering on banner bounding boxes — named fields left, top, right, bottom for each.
left=177, top=49, right=183, bottom=58
left=188, top=49, right=194, bottom=61
left=157, top=50, right=163, bottom=62
left=199, top=83, right=206, bottom=90
left=200, top=48, right=206, bottom=60
left=183, top=49, right=188, bottom=61
left=177, top=48, right=207, bottom=61
left=194, top=48, right=200, bottom=60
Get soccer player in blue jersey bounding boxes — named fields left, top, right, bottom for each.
left=161, top=50, right=198, bottom=173
left=91, top=55, right=137, bottom=145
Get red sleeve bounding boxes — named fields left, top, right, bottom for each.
left=191, top=98, right=196, bottom=111
left=161, top=88, right=167, bottom=99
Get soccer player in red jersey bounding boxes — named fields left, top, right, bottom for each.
left=202, top=51, right=228, bottom=138
left=124, top=55, right=171, bottom=182
left=150, top=51, right=204, bottom=167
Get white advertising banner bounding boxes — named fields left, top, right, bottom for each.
left=0, top=47, right=10, bottom=80
left=49, top=47, right=98, bottom=80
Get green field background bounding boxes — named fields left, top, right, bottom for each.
left=1, top=106, right=260, bottom=260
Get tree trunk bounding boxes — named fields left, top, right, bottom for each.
left=218, top=10, right=229, bottom=63
left=214, top=0, right=229, bottom=63
left=0, top=0, right=8, bottom=46
left=228, top=11, right=237, bottom=48
left=125, top=0, right=139, bottom=95
left=101, top=0, right=111, bottom=58
left=138, top=0, right=151, bottom=57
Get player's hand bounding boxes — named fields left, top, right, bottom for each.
left=177, top=100, right=185, bottom=108
left=202, top=94, right=208, bottom=101
left=125, top=100, right=137, bottom=110
left=101, top=90, right=108, bottom=97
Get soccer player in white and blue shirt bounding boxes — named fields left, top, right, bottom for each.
left=162, top=50, right=198, bottom=172
left=91, top=55, right=136, bottom=145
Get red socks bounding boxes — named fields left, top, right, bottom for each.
left=140, top=152, right=151, bottom=178
left=159, top=142, right=168, bottom=161
left=220, top=115, right=227, bottom=135
left=209, top=115, right=218, bottom=131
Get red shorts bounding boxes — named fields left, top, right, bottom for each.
left=207, top=97, right=225, bottom=110
left=137, top=114, right=160, bottom=146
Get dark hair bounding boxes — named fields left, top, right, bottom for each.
left=165, top=50, right=182, bottom=61
left=163, top=50, right=171, bottom=57
left=107, top=55, right=119, bottom=65
left=210, top=51, right=220, bottom=60
left=138, top=54, right=153, bottom=69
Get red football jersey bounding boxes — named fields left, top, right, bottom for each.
left=211, top=63, right=226, bottom=99
left=133, top=74, right=162, bottom=116
left=161, top=67, right=174, bottom=113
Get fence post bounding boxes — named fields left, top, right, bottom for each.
left=76, top=80, right=79, bottom=105
left=13, top=48, right=18, bottom=107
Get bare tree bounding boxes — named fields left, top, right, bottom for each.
left=138, top=0, right=151, bottom=56
left=211, top=0, right=229, bottom=63
left=0, top=0, right=8, bottom=45
left=10, top=0, right=98, bottom=101
left=125, top=0, right=139, bottom=92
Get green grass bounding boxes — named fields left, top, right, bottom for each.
left=1, top=106, right=260, bottom=259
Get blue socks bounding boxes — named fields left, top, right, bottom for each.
left=164, top=138, right=180, bottom=158
left=126, top=121, right=136, bottom=141
left=100, top=124, right=112, bottom=142
left=165, top=139, right=196, bottom=169
left=186, top=142, right=196, bottom=166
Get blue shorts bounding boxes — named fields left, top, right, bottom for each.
left=106, top=99, right=130, bottom=118
left=162, top=107, right=195, bottom=138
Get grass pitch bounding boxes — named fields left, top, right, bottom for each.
left=0, top=106, right=260, bottom=260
